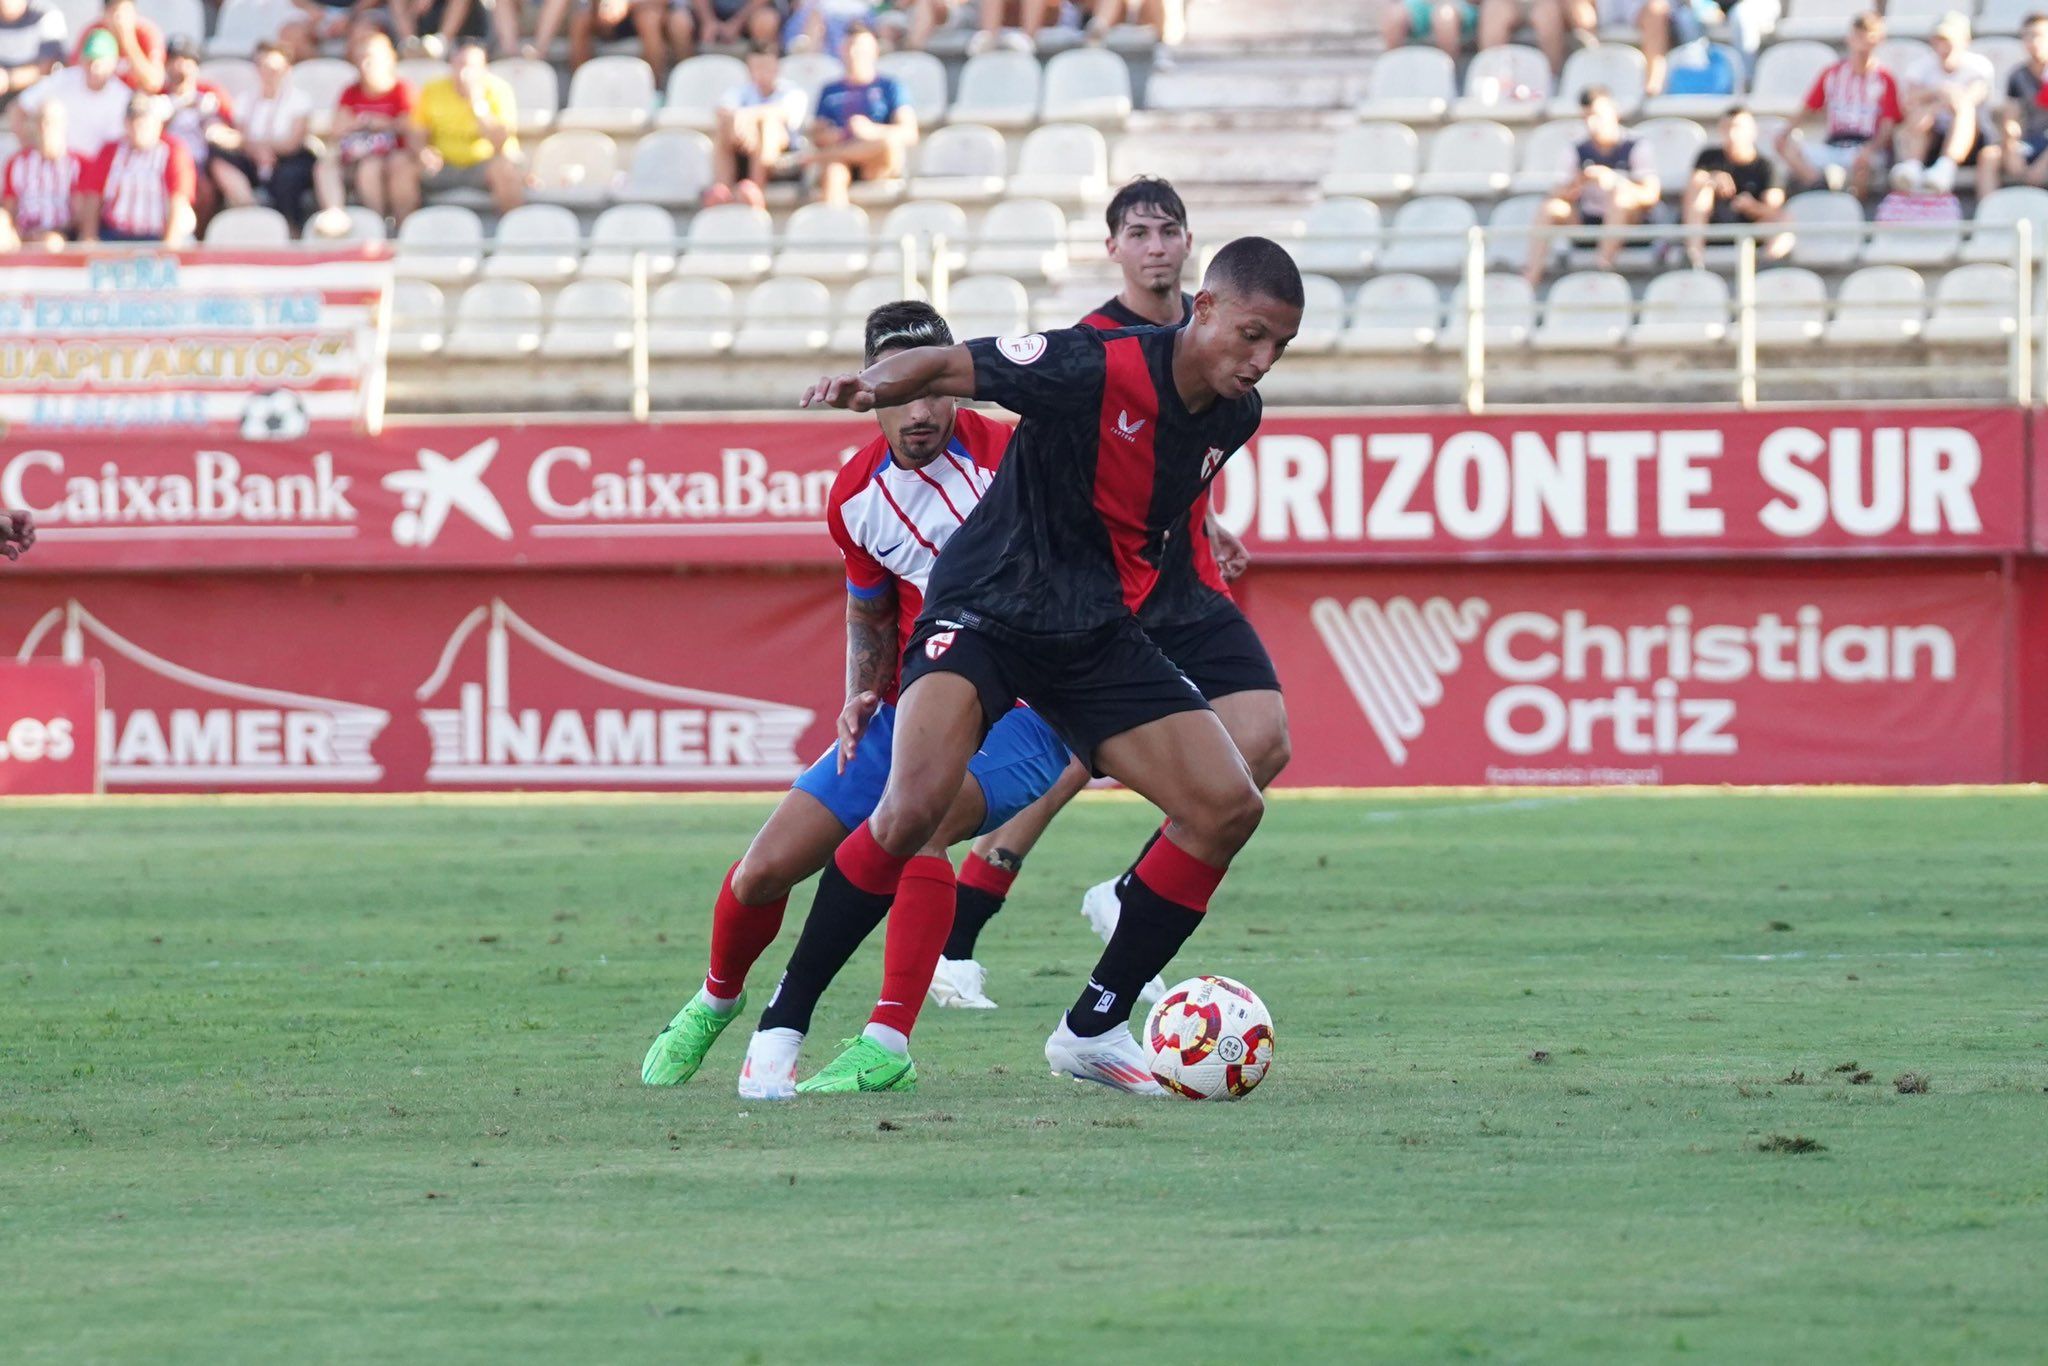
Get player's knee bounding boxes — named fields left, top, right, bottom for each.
left=729, top=855, right=794, bottom=906
left=869, top=791, right=948, bottom=856
left=1191, top=783, right=1263, bottom=854
left=1252, top=724, right=1292, bottom=789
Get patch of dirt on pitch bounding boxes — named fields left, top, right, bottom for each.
left=1766, top=920, right=1794, bottom=932
left=1894, top=1072, right=1931, bottom=1094
left=1755, top=1134, right=1825, bottom=1154
left=1831, top=1060, right=1861, bottom=1073
left=1848, top=1071, right=1874, bottom=1085
left=1088, top=1115, right=1141, bottom=1129
left=876, top=1120, right=902, bottom=1132
left=1779, top=1071, right=1808, bottom=1085
left=1528, top=1050, right=1551, bottom=1064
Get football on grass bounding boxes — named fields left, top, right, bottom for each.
left=1143, top=975, right=1274, bottom=1100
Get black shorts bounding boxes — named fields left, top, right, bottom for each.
left=1145, top=603, right=1281, bottom=702
left=899, top=615, right=1211, bottom=774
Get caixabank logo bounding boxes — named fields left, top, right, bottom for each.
left=1312, top=595, right=1960, bottom=776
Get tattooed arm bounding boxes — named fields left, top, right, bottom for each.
left=836, top=584, right=899, bottom=771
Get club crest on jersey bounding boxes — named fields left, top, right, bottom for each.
left=1200, top=446, right=1228, bottom=480
left=925, top=630, right=958, bottom=659
left=997, top=334, right=1048, bottom=365
left=1113, top=410, right=1147, bottom=442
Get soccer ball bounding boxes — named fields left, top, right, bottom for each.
left=240, top=390, right=310, bottom=442
left=1142, top=975, right=1274, bottom=1101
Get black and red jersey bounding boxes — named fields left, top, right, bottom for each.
left=1078, top=291, right=1193, bottom=332
left=917, top=325, right=1262, bottom=638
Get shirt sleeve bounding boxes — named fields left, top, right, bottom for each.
left=965, top=326, right=1106, bottom=419
left=1879, top=71, right=1903, bottom=121
left=1802, top=72, right=1826, bottom=112
left=826, top=493, right=890, bottom=598
left=1629, top=142, right=1658, bottom=180
left=0, top=154, right=18, bottom=205
left=883, top=76, right=908, bottom=121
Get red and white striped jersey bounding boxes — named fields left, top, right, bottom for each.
left=85, top=137, right=195, bottom=239
left=824, top=405, right=1012, bottom=699
left=1803, top=60, right=1902, bottom=144
left=2, top=148, right=84, bottom=235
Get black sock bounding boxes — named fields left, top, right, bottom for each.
left=755, top=862, right=893, bottom=1035
left=1112, top=828, right=1165, bottom=900
left=1068, top=873, right=1203, bottom=1036
left=942, top=884, right=1006, bottom=960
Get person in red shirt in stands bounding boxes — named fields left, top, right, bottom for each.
left=80, top=91, right=193, bottom=243
left=1775, top=10, right=1901, bottom=197
left=1, top=97, right=83, bottom=247
left=332, top=30, right=421, bottom=225
left=71, top=0, right=165, bottom=92
left=160, top=36, right=236, bottom=222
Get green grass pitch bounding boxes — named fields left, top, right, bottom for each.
left=4, top=791, right=2046, bottom=1362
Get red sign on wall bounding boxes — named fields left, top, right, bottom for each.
left=0, top=659, right=102, bottom=794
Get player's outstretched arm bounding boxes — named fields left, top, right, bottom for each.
left=837, top=585, right=897, bottom=772
left=799, top=344, right=976, bottom=413
left=0, top=509, right=35, bottom=560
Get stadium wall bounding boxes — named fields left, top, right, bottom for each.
left=1, top=405, right=2042, bottom=792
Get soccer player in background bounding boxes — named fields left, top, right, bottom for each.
left=928, top=178, right=1292, bottom=1015
left=798, top=237, right=1303, bottom=1093
left=639, top=301, right=1072, bottom=1099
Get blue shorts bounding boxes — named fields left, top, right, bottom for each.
left=791, top=701, right=1071, bottom=838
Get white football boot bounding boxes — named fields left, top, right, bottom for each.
left=927, top=957, right=997, bottom=1009
left=1078, top=879, right=1168, bottom=1006
left=736, top=1027, right=802, bottom=1101
left=1044, top=1015, right=1164, bottom=1096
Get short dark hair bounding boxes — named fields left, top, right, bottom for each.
left=1105, top=176, right=1187, bottom=237
left=1579, top=84, right=1612, bottom=110
left=253, top=40, right=288, bottom=61
left=865, top=299, right=953, bottom=365
left=746, top=42, right=778, bottom=59
left=1202, top=236, right=1304, bottom=310
left=1723, top=102, right=1752, bottom=120
left=2024, top=11, right=2048, bottom=27
left=1850, top=10, right=1883, bottom=32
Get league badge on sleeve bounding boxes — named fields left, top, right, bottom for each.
left=997, top=334, right=1048, bottom=365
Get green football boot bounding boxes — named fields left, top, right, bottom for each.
left=640, top=992, right=745, bottom=1086
left=795, top=1036, right=919, bottom=1094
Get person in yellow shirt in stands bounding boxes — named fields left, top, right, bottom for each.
left=412, top=39, right=525, bottom=212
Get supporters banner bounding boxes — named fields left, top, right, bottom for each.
left=1245, top=562, right=2013, bottom=787
left=0, top=247, right=391, bottom=435
left=3, top=405, right=2030, bottom=573
left=0, top=659, right=102, bottom=795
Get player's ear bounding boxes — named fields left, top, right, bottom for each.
left=1192, top=290, right=1216, bottom=322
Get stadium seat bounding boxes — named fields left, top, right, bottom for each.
left=946, top=274, right=1031, bottom=337
left=288, top=58, right=356, bottom=136
left=529, top=130, right=619, bottom=208
left=1361, top=46, right=1454, bottom=123
left=1785, top=190, right=1866, bottom=267
left=1486, top=194, right=1548, bottom=270
left=648, top=278, right=736, bottom=356
left=582, top=204, right=681, bottom=279
left=1340, top=272, right=1443, bottom=352
left=398, top=58, right=447, bottom=94
left=1008, top=123, right=1111, bottom=203
left=332, top=206, right=389, bottom=244
left=1864, top=207, right=1963, bottom=267
left=660, top=55, right=749, bottom=130
left=199, top=58, right=259, bottom=110
left=1319, top=122, right=1421, bottom=199
left=1550, top=47, right=1648, bottom=118
left=207, top=0, right=297, bottom=56
left=1287, top=197, right=1381, bottom=276
left=879, top=50, right=950, bottom=124
left=1513, top=119, right=1584, bottom=194
left=1441, top=272, right=1537, bottom=348
left=484, top=204, right=583, bottom=282
left=1533, top=270, right=1633, bottom=349
left=1753, top=266, right=1830, bottom=344
left=1875, top=38, right=1933, bottom=77
left=774, top=202, right=873, bottom=280
left=1633, top=118, right=1709, bottom=194
left=137, top=0, right=205, bottom=44
left=874, top=200, right=970, bottom=275
left=967, top=198, right=1069, bottom=278
left=387, top=279, right=446, bottom=358
left=492, top=58, right=562, bottom=136
left=1647, top=43, right=1744, bottom=120
left=618, top=129, right=714, bottom=208
left=1379, top=195, right=1478, bottom=274
left=1748, top=41, right=1836, bottom=117
left=1633, top=270, right=1731, bottom=347
left=909, top=124, right=1010, bottom=203
left=947, top=50, right=1042, bottom=129
left=559, top=56, right=656, bottom=133
left=1041, top=48, right=1133, bottom=126
left=1454, top=46, right=1553, bottom=123
left=204, top=205, right=290, bottom=247
left=444, top=280, right=544, bottom=357
left=1293, top=274, right=1348, bottom=353
left=829, top=275, right=927, bottom=353
left=1965, top=186, right=2048, bottom=262
left=1975, top=36, right=2029, bottom=91
left=733, top=277, right=834, bottom=355
left=673, top=203, right=775, bottom=280
left=1827, top=265, right=1925, bottom=343
left=1981, top=0, right=2034, bottom=33
left=541, top=279, right=636, bottom=358
left=780, top=52, right=846, bottom=112
left=1774, top=0, right=1864, bottom=41
left=395, top=205, right=486, bottom=281
left=1878, top=0, right=1950, bottom=38
left=1414, top=120, right=1515, bottom=197
left=1922, top=263, right=2019, bottom=342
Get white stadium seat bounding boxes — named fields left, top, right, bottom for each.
left=1633, top=270, right=1731, bottom=347
left=1827, top=265, right=1925, bottom=344
left=1550, top=46, right=1648, bottom=118
left=287, top=58, right=356, bottom=135
left=1966, top=186, right=2048, bottom=262
left=1362, top=46, right=1454, bottom=122
left=204, top=205, right=290, bottom=247
left=1923, top=264, right=2018, bottom=342
left=774, top=202, right=873, bottom=280
left=398, top=58, right=446, bottom=94
left=1774, top=0, right=1864, bottom=41
left=582, top=204, right=680, bottom=279
left=1975, top=37, right=2029, bottom=92
left=1486, top=194, right=1549, bottom=269
left=648, top=278, right=735, bottom=356
left=1441, top=272, right=1537, bottom=348
left=1378, top=195, right=1478, bottom=274
left=947, top=274, right=1031, bottom=338
left=542, top=279, right=636, bottom=358
left=1982, top=0, right=2035, bottom=33
left=1879, top=0, right=1949, bottom=38
left=660, top=55, right=748, bottom=130
left=967, top=198, right=1069, bottom=279
left=1748, top=41, right=1835, bottom=117
left=1293, top=274, right=1348, bottom=353
left=138, top=0, right=205, bottom=43
left=1875, top=38, right=1933, bottom=77
left=1753, top=266, right=1830, bottom=344
left=948, top=50, right=1042, bottom=129
left=910, top=124, right=1009, bottom=203
left=207, top=0, right=296, bottom=56
left=830, top=275, right=926, bottom=353
left=1534, top=270, right=1633, bottom=350
left=619, top=130, right=714, bottom=208
left=733, top=277, right=834, bottom=355
left=777, top=52, right=845, bottom=112
left=388, top=279, right=446, bottom=358
left=1008, top=123, right=1111, bottom=203
left=673, top=203, right=774, bottom=280
left=1513, top=119, right=1585, bottom=194
left=879, top=50, right=950, bottom=124
left=560, top=55, right=657, bottom=133
left=484, top=203, right=583, bottom=282
left=1341, top=273, right=1443, bottom=353
left=1454, top=45, right=1553, bottom=122
left=1041, top=48, right=1133, bottom=125
left=445, top=280, right=544, bottom=357
left=1633, top=118, right=1708, bottom=193
left=1786, top=190, right=1866, bottom=267
left=528, top=130, right=619, bottom=208
left=332, top=206, right=389, bottom=244
left=395, top=205, right=485, bottom=282
left=1287, top=197, right=1380, bottom=276
left=1414, top=120, right=1516, bottom=197
left=492, top=58, right=561, bottom=135
left=1319, top=122, right=1420, bottom=199
left=1864, top=208, right=1962, bottom=266
left=875, top=199, right=970, bottom=274
left=200, top=58, right=260, bottom=110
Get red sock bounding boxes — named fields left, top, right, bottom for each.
left=703, top=862, right=786, bottom=999
left=1133, top=836, right=1228, bottom=913
left=836, top=820, right=913, bottom=895
left=957, top=854, right=1018, bottom=897
left=868, top=855, right=955, bottom=1038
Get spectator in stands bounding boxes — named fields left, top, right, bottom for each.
left=0, top=0, right=66, bottom=111
left=334, top=30, right=422, bottom=224
left=71, top=0, right=165, bottom=92
left=161, top=37, right=236, bottom=220
left=1775, top=11, right=1897, bottom=198
left=662, top=0, right=786, bottom=65
left=1891, top=11, right=1995, bottom=195
left=1525, top=85, right=1660, bottom=283
left=12, top=29, right=131, bottom=160
left=1529, top=0, right=1659, bottom=83
left=706, top=42, right=805, bottom=208
left=79, top=92, right=193, bottom=242
left=1989, top=13, right=2048, bottom=190
left=1678, top=105, right=1787, bottom=268
left=970, top=0, right=1099, bottom=54
left=414, top=39, right=526, bottom=212
left=0, top=98, right=82, bottom=247
left=570, top=0, right=667, bottom=70
left=1085, top=0, right=1176, bottom=43
left=393, top=0, right=482, bottom=60
left=1378, top=0, right=1518, bottom=64
left=209, top=41, right=343, bottom=229
left=801, top=26, right=914, bottom=205
left=293, top=0, right=373, bottom=62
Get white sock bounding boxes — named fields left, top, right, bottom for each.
left=862, top=1022, right=910, bottom=1055
left=696, top=987, right=742, bottom=1015
left=755, top=1026, right=802, bottom=1046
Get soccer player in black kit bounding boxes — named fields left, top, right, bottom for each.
left=799, top=235, right=1303, bottom=1093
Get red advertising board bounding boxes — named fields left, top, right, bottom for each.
left=0, top=659, right=102, bottom=794
left=3, top=405, right=2032, bottom=574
